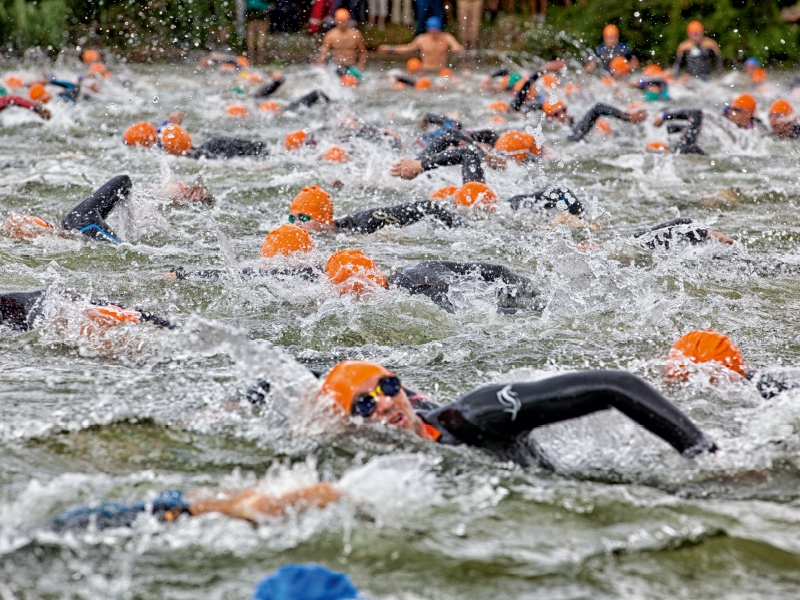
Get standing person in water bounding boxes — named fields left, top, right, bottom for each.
left=315, top=9, right=368, bottom=73
left=378, top=17, right=465, bottom=72
left=584, top=24, right=639, bottom=74
left=673, top=21, right=723, bottom=80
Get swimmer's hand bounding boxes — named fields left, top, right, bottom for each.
left=709, top=230, right=734, bottom=245
left=626, top=106, right=648, bottom=123
left=391, top=158, right=423, bottom=179
left=484, top=153, right=507, bottom=170
left=33, top=104, right=51, bottom=120
left=544, top=59, right=566, bottom=72
left=652, top=113, right=665, bottom=127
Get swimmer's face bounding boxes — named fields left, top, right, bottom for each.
left=289, top=210, right=334, bottom=232
left=688, top=29, right=703, bottom=43
left=548, top=107, right=572, bottom=124
left=350, top=373, right=424, bottom=436
left=336, top=18, right=349, bottom=30
left=727, top=106, right=753, bottom=128
left=603, top=32, right=619, bottom=47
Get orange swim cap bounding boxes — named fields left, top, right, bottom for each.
left=334, top=7, right=351, bottom=21
left=84, top=305, right=141, bottom=326
left=259, top=100, right=283, bottom=113
left=340, top=74, right=359, bottom=87
left=161, top=124, right=193, bottom=155
left=537, top=73, right=559, bottom=90
left=732, top=93, right=756, bottom=111
left=646, top=141, right=670, bottom=152
left=326, top=249, right=388, bottom=296
left=687, top=20, right=704, bottom=35
left=564, top=83, right=581, bottom=97
left=601, top=75, right=614, bottom=86
left=595, top=118, right=613, bottom=135
left=225, top=104, right=249, bottom=117
left=666, top=329, right=746, bottom=378
left=29, top=83, right=50, bottom=103
left=407, top=58, right=422, bottom=73
left=4, top=76, right=23, bottom=89
left=542, top=98, right=566, bottom=117
left=603, top=24, right=619, bottom=37
left=320, top=360, right=393, bottom=414
left=751, top=68, right=767, bottom=83
left=439, top=68, right=453, bottom=78
left=454, top=182, right=498, bottom=209
left=609, top=56, right=630, bottom=76
left=414, top=77, right=432, bottom=90
left=260, top=223, right=315, bottom=259
left=246, top=72, right=264, bottom=83
left=322, top=146, right=351, bottom=162
left=770, top=99, right=793, bottom=115
left=494, top=130, right=540, bottom=159
left=285, top=130, right=309, bottom=150
left=290, top=186, right=334, bottom=224
left=429, top=185, right=459, bottom=199
left=1, top=213, right=54, bottom=241
left=89, top=62, right=110, bottom=77
left=82, top=49, right=101, bottom=64
left=393, top=81, right=407, bottom=90
left=642, top=64, right=662, bottom=77
left=488, top=100, right=509, bottom=112
left=236, top=55, right=250, bottom=68
left=489, top=115, right=508, bottom=125
left=123, top=121, right=158, bottom=147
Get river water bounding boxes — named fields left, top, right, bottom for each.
left=2, top=59, right=800, bottom=598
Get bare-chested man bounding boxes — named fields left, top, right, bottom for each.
left=378, top=16, right=464, bottom=72
left=315, top=9, right=367, bottom=71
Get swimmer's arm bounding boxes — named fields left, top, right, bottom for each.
left=356, top=31, right=368, bottom=69
left=510, top=71, right=543, bottom=112
left=445, top=33, right=466, bottom=53
left=315, top=32, right=335, bottom=64
left=187, top=483, right=341, bottom=522
left=380, top=39, right=421, bottom=54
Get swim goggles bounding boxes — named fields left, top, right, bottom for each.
left=350, top=376, right=402, bottom=417
left=289, top=213, right=312, bottom=223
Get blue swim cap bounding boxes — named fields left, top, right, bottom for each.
left=426, top=16, right=442, bottom=31
left=744, top=57, right=760, bottom=68
left=252, top=564, right=361, bottom=600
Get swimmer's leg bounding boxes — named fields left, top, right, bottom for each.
left=429, top=370, right=716, bottom=457
left=420, top=146, right=485, bottom=183
left=0, top=290, right=45, bottom=331
left=62, top=175, right=130, bottom=243
left=286, top=89, right=330, bottom=112
left=566, top=103, right=627, bottom=142
left=191, top=136, right=269, bottom=159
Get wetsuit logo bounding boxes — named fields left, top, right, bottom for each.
left=372, top=210, right=399, bottom=224
left=496, top=384, right=521, bottom=421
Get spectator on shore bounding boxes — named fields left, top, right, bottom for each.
left=246, top=0, right=271, bottom=62
left=584, top=24, right=638, bottom=74
left=368, top=0, right=388, bottom=28
left=315, top=9, right=368, bottom=71
left=414, top=0, right=444, bottom=35
left=457, top=0, right=482, bottom=51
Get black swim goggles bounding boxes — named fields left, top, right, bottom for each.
left=289, top=213, right=312, bottom=223
left=350, top=376, right=402, bottom=417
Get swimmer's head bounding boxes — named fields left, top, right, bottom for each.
left=494, top=130, right=541, bottom=161
left=123, top=121, right=158, bottom=147
left=602, top=24, right=619, bottom=46
left=334, top=8, right=351, bottom=26
left=260, top=223, right=315, bottom=259
left=81, top=49, right=101, bottom=64
left=340, top=73, right=359, bottom=87
left=161, top=124, right=193, bottom=155
left=430, top=185, right=459, bottom=199
left=537, top=73, right=559, bottom=91
left=236, top=55, right=249, bottom=68
left=744, top=57, right=760, bottom=73
left=646, top=141, right=670, bottom=153
left=285, top=130, right=316, bottom=150
left=289, top=185, right=334, bottom=231
left=4, top=76, right=23, bottom=89
left=89, top=62, right=111, bottom=77
left=414, top=77, right=432, bottom=90
left=326, top=249, right=388, bottom=297
left=750, top=68, right=766, bottom=84
left=726, top=94, right=756, bottom=127
left=454, top=182, right=498, bottom=210
left=426, top=16, right=442, bottom=31
left=542, top=98, right=570, bottom=123
left=770, top=99, right=793, bottom=116
left=259, top=100, right=283, bottom=113
left=439, top=68, right=453, bottom=78
left=1, top=212, right=54, bottom=241
left=29, top=83, right=50, bottom=103
left=322, top=146, right=351, bottom=162
left=488, top=100, right=509, bottom=112
left=642, top=64, right=662, bottom=77
left=609, top=56, right=630, bottom=78
left=407, top=57, right=422, bottom=73
left=225, top=104, right=249, bottom=117
left=687, top=20, right=704, bottom=40
left=666, top=329, right=746, bottom=379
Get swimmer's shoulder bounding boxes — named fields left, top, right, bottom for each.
left=676, top=40, right=694, bottom=55
left=701, top=37, right=721, bottom=52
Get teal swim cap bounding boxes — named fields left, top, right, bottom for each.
left=508, top=73, right=522, bottom=87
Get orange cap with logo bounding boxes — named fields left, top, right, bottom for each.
left=334, top=8, right=351, bottom=21
left=414, top=77, right=432, bottom=90
left=430, top=185, right=459, bottom=199
left=290, top=186, right=334, bottom=224
left=770, top=99, right=793, bottom=115
left=646, top=141, right=670, bottom=152
left=285, top=130, right=309, bottom=150
left=322, top=146, right=351, bottom=162
left=603, top=24, right=619, bottom=37
left=488, top=100, right=509, bottom=112
left=407, top=58, right=422, bottom=73
left=687, top=20, right=704, bottom=35
left=732, top=93, right=756, bottom=111
left=320, top=360, right=392, bottom=414
left=161, top=124, right=193, bottom=155
left=609, top=56, right=630, bottom=76
left=29, top=83, right=50, bottom=103
left=340, top=74, right=359, bottom=87
left=326, top=249, right=388, bottom=296
left=542, top=98, right=566, bottom=117
left=494, top=130, right=540, bottom=159
left=454, top=182, right=498, bottom=209
left=260, top=223, right=315, bottom=259
left=123, top=121, right=158, bottom=147
left=82, top=49, right=101, bottom=64
left=665, top=329, right=746, bottom=379
left=225, top=104, right=249, bottom=117
left=259, top=100, right=283, bottom=113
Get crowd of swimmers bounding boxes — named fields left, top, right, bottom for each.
left=2, top=16, right=800, bottom=535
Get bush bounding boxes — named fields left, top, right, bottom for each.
left=0, top=0, right=69, bottom=50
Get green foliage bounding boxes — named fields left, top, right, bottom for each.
left=545, top=0, right=800, bottom=66
left=0, top=0, right=69, bottom=49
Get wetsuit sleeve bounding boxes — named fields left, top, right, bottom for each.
left=48, top=78, right=75, bottom=90
left=490, top=68, right=511, bottom=77
left=421, top=113, right=462, bottom=129
left=420, top=146, right=485, bottom=184
left=506, top=187, right=584, bottom=215
left=424, top=370, right=716, bottom=458
left=62, top=174, right=131, bottom=243
left=286, top=89, right=330, bottom=112
left=0, top=290, right=45, bottom=331
left=468, top=129, right=500, bottom=145
left=746, top=370, right=799, bottom=399
left=621, top=44, right=634, bottom=60
left=420, top=129, right=476, bottom=154
left=188, top=137, right=268, bottom=159
left=0, top=95, right=36, bottom=111
left=662, top=109, right=705, bottom=155
left=633, top=217, right=708, bottom=249
left=567, top=103, right=629, bottom=142
left=510, top=70, right=544, bottom=112
left=253, top=77, right=285, bottom=97
left=335, top=200, right=461, bottom=233
left=673, top=50, right=688, bottom=77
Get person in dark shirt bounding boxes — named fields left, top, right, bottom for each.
left=584, top=24, right=638, bottom=73
left=673, top=21, right=723, bottom=80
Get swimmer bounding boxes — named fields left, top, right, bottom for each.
left=378, top=17, right=465, bottom=72
left=767, top=99, right=800, bottom=138
left=286, top=89, right=331, bottom=112
left=253, top=71, right=285, bottom=97
left=315, top=9, right=367, bottom=72
left=632, top=217, right=734, bottom=249
left=673, top=21, right=722, bottom=80
left=652, top=109, right=705, bottom=154
left=584, top=24, right=639, bottom=74
left=47, top=76, right=83, bottom=102
left=564, top=103, right=647, bottom=142
left=628, top=65, right=670, bottom=101
left=2, top=175, right=132, bottom=244
left=0, top=95, right=50, bottom=119
left=479, top=67, right=523, bottom=93
left=153, top=177, right=213, bottom=206
left=155, top=123, right=269, bottom=159
left=722, top=94, right=767, bottom=131
left=336, top=117, right=403, bottom=150
left=198, top=53, right=249, bottom=69
left=501, top=60, right=567, bottom=115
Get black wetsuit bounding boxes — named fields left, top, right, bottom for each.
left=661, top=109, right=705, bottom=155
left=567, top=103, right=634, bottom=142
left=673, top=43, right=723, bottom=79
left=336, top=123, right=403, bottom=151
left=0, top=289, right=173, bottom=331
left=253, top=76, right=285, bottom=98
left=592, top=43, right=634, bottom=71
left=186, top=137, right=268, bottom=160
left=387, top=260, right=543, bottom=313
left=286, top=90, right=330, bottom=112
left=633, top=217, right=709, bottom=250
left=509, top=70, right=548, bottom=114
left=417, top=124, right=500, bottom=184
left=417, top=370, right=716, bottom=466
left=507, top=187, right=585, bottom=216
left=334, top=200, right=462, bottom=233
left=62, top=174, right=131, bottom=243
